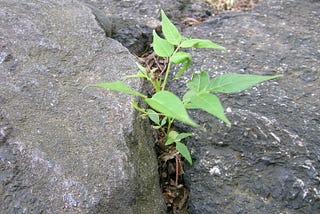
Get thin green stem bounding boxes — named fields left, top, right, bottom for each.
left=166, top=117, right=174, bottom=137
left=161, top=45, right=182, bottom=91
left=161, top=60, right=172, bottom=91
left=131, top=101, right=147, bottom=114
left=150, top=79, right=160, bottom=92
left=160, top=126, right=166, bottom=135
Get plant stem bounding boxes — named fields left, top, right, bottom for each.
left=161, top=59, right=172, bottom=91
left=150, top=80, right=160, bottom=92
left=161, top=45, right=182, bottom=91
left=166, top=117, right=174, bottom=137
left=131, top=101, right=147, bottom=114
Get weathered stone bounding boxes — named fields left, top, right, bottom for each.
left=81, top=0, right=161, bottom=56
left=0, top=0, right=165, bottom=213
left=82, top=0, right=214, bottom=55
left=168, top=0, right=320, bottom=213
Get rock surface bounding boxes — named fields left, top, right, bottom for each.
left=167, top=0, right=320, bottom=213
left=0, top=0, right=165, bottom=213
left=82, top=0, right=213, bottom=55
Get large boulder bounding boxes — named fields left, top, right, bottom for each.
left=0, top=0, right=165, bottom=213
left=168, top=0, right=320, bottom=213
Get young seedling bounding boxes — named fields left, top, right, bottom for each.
left=91, top=10, right=282, bottom=165
left=146, top=109, right=167, bottom=130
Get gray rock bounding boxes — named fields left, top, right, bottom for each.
left=82, top=0, right=213, bottom=55
left=0, top=0, right=165, bottom=213
left=81, top=0, right=162, bottom=56
left=167, top=0, right=320, bottom=213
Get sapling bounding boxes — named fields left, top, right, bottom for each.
left=91, top=10, right=281, bottom=165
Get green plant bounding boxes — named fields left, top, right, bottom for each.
left=91, top=10, right=281, bottom=165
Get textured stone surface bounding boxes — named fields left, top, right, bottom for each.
left=167, top=0, right=320, bottom=213
left=82, top=0, right=213, bottom=55
left=0, top=0, right=165, bottom=213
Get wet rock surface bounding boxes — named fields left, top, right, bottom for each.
left=167, top=0, right=320, bottom=213
left=0, top=0, right=165, bottom=213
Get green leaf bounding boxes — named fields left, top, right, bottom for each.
left=168, top=130, right=179, bottom=138
left=134, top=62, right=146, bottom=73
left=171, top=51, right=192, bottom=79
left=176, top=132, right=193, bottom=141
left=152, top=125, right=161, bottom=129
left=153, top=30, right=174, bottom=57
left=174, top=61, right=192, bottom=80
left=122, top=71, right=146, bottom=79
left=123, top=62, right=149, bottom=79
left=181, top=39, right=225, bottom=50
left=209, top=74, right=282, bottom=93
left=171, top=51, right=191, bottom=64
left=183, top=90, right=197, bottom=108
left=147, top=109, right=160, bottom=124
left=187, top=92, right=231, bottom=125
left=165, top=131, right=192, bottom=146
left=93, top=81, right=147, bottom=98
left=135, top=62, right=148, bottom=76
left=145, top=91, right=198, bottom=127
left=161, top=10, right=182, bottom=45
left=165, top=130, right=179, bottom=146
left=187, top=71, right=210, bottom=92
left=160, top=117, right=167, bottom=126
left=176, top=142, right=192, bottom=165
left=165, top=139, right=175, bottom=145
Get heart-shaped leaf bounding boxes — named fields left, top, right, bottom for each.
left=153, top=30, right=174, bottom=57
left=174, top=62, right=192, bottom=80
left=176, top=142, right=192, bottom=165
left=171, top=51, right=191, bottom=64
left=147, top=109, right=160, bottom=124
left=187, top=92, right=230, bottom=125
left=171, top=51, right=192, bottom=79
left=165, top=131, right=192, bottom=146
left=209, top=74, right=282, bottom=93
left=161, top=10, right=182, bottom=45
left=165, top=130, right=179, bottom=145
left=160, top=117, right=167, bottom=126
left=181, top=38, right=225, bottom=50
left=187, top=71, right=210, bottom=92
left=145, top=91, right=198, bottom=127
left=183, top=90, right=197, bottom=108
left=176, top=132, right=193, bottom=141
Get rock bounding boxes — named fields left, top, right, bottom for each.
left=0, top=0, right=165, bottom=213
left=81, top=0, right=162, bottom=56
left=167, top=0, right=320, bottom=213
left=82, top=0, right=214, bottom=56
